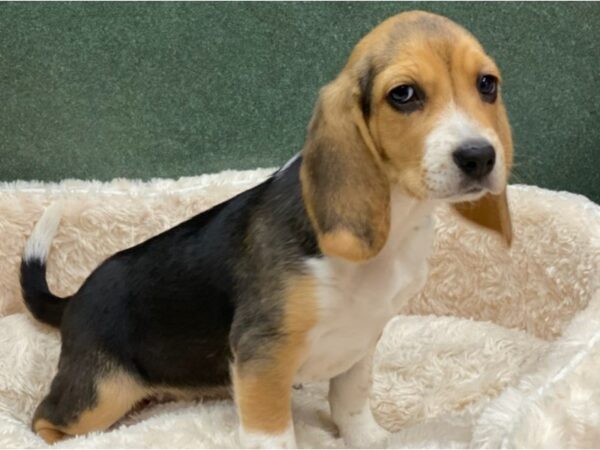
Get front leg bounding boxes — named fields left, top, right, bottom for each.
left=231, top=277, right=317, bottom=449
left=329, top=347, right=390, bottom=448
left=233, top=359, right=297, bottom=448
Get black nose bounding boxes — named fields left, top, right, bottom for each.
left=452, top=141, right=496, bottom=180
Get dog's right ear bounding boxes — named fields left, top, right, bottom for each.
left=453, top=190, right=513, bottom=246
left=300, top=73, right=390, bottom=262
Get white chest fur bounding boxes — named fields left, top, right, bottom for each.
left=296, top=191, right=436, bottom=383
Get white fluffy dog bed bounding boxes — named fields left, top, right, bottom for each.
left=0, top=169, right=598, bottom=448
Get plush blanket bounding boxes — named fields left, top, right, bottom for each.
left=0, top=170, right=598, bottom=448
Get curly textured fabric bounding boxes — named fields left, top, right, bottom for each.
left=0, top=170, right=598, bottom=448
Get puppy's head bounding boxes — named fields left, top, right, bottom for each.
left=301, top=11, right=513, bottom=261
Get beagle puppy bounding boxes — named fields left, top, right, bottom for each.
left=20, top=10, right=512, bottom=448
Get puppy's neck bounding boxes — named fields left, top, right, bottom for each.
left=384, top=187, right=437, bottom=251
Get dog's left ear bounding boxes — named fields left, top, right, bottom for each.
left=453, top=190, right=512, bottom=246
left=454, top=91, right=514, bottom=247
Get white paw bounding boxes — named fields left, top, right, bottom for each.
left=238, top=425, right=297, bottom=449
left=337, top=410, right=390, bottom=448
left=341, top=421, right=390, bottom=448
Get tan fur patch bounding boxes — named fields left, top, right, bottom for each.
left=156, top=385, right=231, bottom=402
left=319, top=230, right=374, bottom=262
left=33, top=370, right=147, bottom=443
left=233, top=276, right=317, bottom=434
left=33, top=420, right=66, bottom=445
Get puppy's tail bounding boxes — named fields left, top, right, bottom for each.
left=20, top=202, right=69, bottom=328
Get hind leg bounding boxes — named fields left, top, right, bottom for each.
left=33, top=355, right=148, bottom=444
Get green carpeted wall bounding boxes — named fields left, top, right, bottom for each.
left=1, top=2, right=598, bottom=202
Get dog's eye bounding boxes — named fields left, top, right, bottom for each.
left=387, top=85, right=423, bottom=113
left=390, top=85, right=415, bottom=103
left=478, top=75, right=498, bottom=103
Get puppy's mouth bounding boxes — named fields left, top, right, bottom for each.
left=446, top=175, right=506, bottom=202
left=447, top=190, right=485, bottom=203
left=465, top=185, right=484, bottom=194
left=424, top=165, right=506, bottom=202
left=445, top=182, right=489, bottom=203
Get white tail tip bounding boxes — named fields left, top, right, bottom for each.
left=23, top=202, right=64, bottom=263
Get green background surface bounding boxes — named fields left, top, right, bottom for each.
left=1, top=2, right=598, bottom=202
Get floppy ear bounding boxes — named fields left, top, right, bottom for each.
left=300, top=73, right=390, bottom=262
left=453, top=190, right=512, bottom=246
